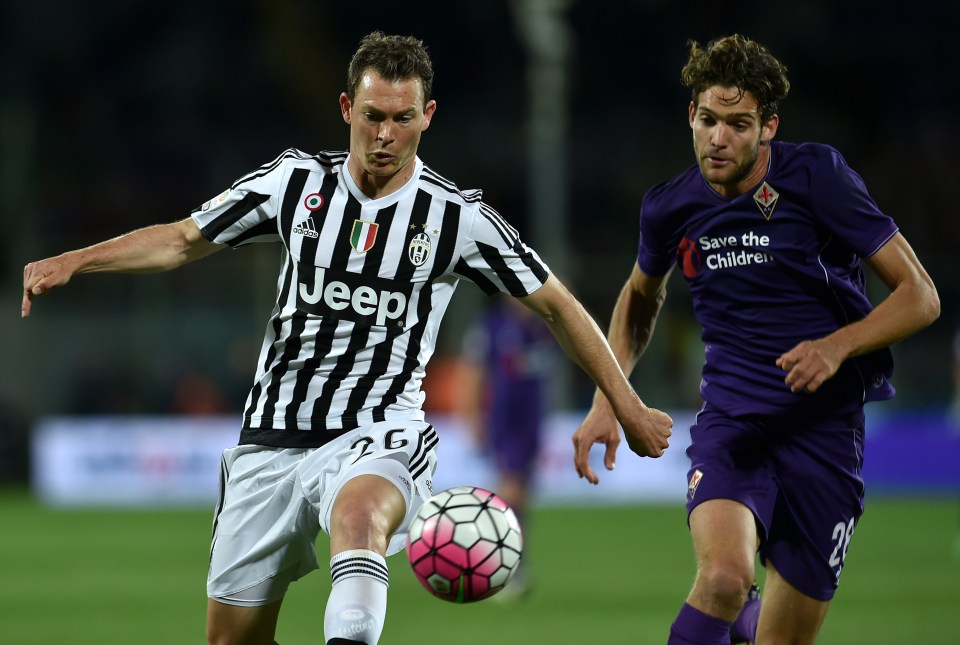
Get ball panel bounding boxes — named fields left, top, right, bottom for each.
left=406, top=485, right=524, bottom=603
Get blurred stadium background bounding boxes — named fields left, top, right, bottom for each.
left=2, top=1, right=958, bottom=643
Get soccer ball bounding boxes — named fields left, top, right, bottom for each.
left=406, top=486, right=523, bottom=603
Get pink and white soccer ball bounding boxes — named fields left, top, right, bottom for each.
left=406, top=486, right=523, bottom=603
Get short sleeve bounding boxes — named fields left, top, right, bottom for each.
left=637, top=192, right=675, bottom=277
left=454, top=202, right=550, bottom=297
left=809, top=148, right=898, bottom=257
left=190, top=150, right=294, bottom=247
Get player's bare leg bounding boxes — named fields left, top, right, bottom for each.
left=329, top=474, right=406, bottom=555
left=688, top=499, right=759, bottom=620
left=755, top=560, right=829, bottom=645
left=206, top=597, right=283, bottom=645
left=324, top=473, right=406, bottom=644
left=668, top=499, right=759, bottom=643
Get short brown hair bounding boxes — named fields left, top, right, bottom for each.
left=681, top=34, right=790, bottom=122
left=346, top=31, right=434, bottom=106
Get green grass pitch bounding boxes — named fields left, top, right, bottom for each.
left=1, top=488, right=957, bottom=644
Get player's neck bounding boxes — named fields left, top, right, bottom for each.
left=348, top=159, right=415, bottom=201
left=710, top=143, right=771, bottom=200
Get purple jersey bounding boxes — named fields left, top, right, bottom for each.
left=466, top=301, right=554, bottom=435
left=638, top=141, right=898, bottom=417
left=464, top=300, right=555, bottom=475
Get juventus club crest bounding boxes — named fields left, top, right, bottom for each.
left=350, top=220, right=379, bottom=253
left=408, top=232, right=431, bottom=266
left=753, top=181, right=779, bottom=220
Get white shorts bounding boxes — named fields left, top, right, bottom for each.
left=207, top=421, right=438, bottom=605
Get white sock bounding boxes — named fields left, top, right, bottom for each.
left=324, top=549, right=389, bottom=644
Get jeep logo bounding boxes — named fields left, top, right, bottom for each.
left=297, top=264, right=410, bottom=327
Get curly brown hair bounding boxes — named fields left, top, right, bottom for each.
left=346, top=31, right=434, bottom=107
left=681, top=34, right=790, bottom=122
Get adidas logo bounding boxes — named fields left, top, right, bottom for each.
left=293, top=218, right=319, bottom=238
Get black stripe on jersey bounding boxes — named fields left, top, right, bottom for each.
left=514, top=239, right=550, bottom=283
left=476, top=240, right=544, bottom=296
left=373, top=198, right=464, bottom=421
left=320, top=201, right=401, bottom=425
left=420, top=168, right=482, bottom=203
left=310, top=171, right=340, bottom=227
left=278, top=168, right=311, bottom=250
left=306, top=191, right=366, bottom=428
left=453, top=257, right=499, bottom=295
left=256, top=168, right=312, bottom=427
left=351, top=193, right=429, bottom=422
left=203, top=192, right=270, bottom=241
left=258, top=312, right=308, bottom=425
left=286, top=315, right=339, bottom=432
left=317, top=149, right=348, bottom=167
left=429, top=200, right=464, bottom=279
left=231, top=149, right=306, bottom=190
left=479, top=203, right=519, bottom=246
left=229, top=217, right=279, bottom=246
left=242, top=259, right=295, bottom=432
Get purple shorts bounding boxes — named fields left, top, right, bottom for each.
left=684, top=405, right=866, bottom=601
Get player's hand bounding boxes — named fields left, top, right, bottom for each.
left=22, top=255, right=74, bottom=319
left=572, top=404, right=621, bottom=485
left=776, top=338, right=844, bottom=393
left=619, top=405, right=673, bottom=459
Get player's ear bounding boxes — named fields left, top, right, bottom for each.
left=421, top=99, right=437, bottom=132
left=688, top=101, right=697, bottom=128
left=761, top=113, right=779, bottom=143
left=340, top=92, right=352, bottom=124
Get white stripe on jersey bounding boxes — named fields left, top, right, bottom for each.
left=191, top=149, right=550, bottom=448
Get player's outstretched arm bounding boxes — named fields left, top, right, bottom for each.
left=571, top=264, right=671, bottom=483
left=22, top=217, right=221, bottom=318
left=776, top=232, right=940, bottom=393
left=519, top=273, right=672, bottom=484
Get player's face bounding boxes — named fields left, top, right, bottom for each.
left=689, top=85, right=779, bottom=198
left=340, top=70, right=436, bottom=198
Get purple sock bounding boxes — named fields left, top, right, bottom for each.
left=668, top=603, right=732, bottom=645
left=730, top=593, right=761, bottom=643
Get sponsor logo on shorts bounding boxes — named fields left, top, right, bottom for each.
left=398, top=475, right=411, bottom=494
left=687, top=469, right=703, bottom=501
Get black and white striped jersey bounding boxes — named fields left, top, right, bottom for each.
left=191, top=148, right=550, bottom=448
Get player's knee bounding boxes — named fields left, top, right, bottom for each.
left=697, top=563, right=754, bottom=605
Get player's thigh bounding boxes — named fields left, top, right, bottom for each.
left=303, top=421, right=439, bottom=557
left=329, top=472, right=407, bottom=555
left=689, top=499, right=759, bottom=584
left=756, top=560, right=830, bottom=645
left=206, top=597, right=283, bottom=645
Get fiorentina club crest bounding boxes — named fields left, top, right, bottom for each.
left=687, top=469, right=703, bottom=501
left=753, top=181, right=779, bottom=220
left=350, top=220, right=379, bottom=253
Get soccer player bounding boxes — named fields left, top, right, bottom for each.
left=22, top=32, right=673, bottom=645
left=460, top=295, right=557, bottom=596
left=572, top=34, right=939, bottom=644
